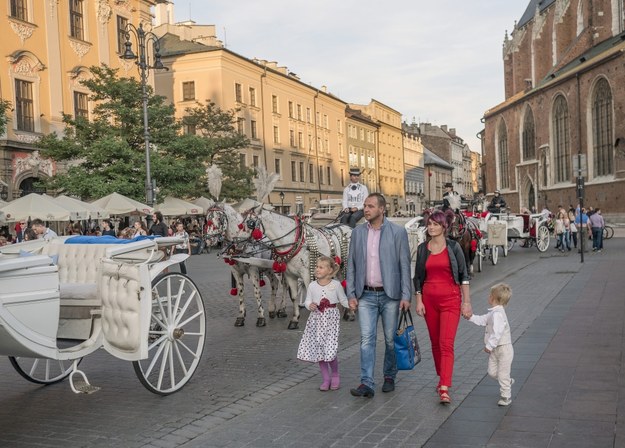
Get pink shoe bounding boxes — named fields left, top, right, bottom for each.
left=330, top=376, right=340, bottom=390
left=319, top=381, right=330, bottom=391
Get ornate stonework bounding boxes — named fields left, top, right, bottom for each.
left=9, top=20, right=36, bottom=44
left=15, top=134, right=41, bottom=145
left=114, top=0, right=132, bottom=14
left=97, top=0, right=113, bottom=25
left=554, top=0, right=571, bottom=25
left=503, top=26, right=527, bottom=58
left=532, top=5, right=548, bottom=41
left=69, top=40, right=91, bottom=60
left=9, top=56, right=45, bottom=78
left=13, top=151, right=55, bottom=180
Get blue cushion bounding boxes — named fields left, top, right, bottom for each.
left=19, top=249, right=34, bottom=257
left=19, top=249, right=58, bottom=265
left=65, top=235, right=157, bottom=245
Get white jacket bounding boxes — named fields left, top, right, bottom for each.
left=469, top=305, right=511, bottom=351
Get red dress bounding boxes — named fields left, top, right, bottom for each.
left=422, top=248, right=461, bottom=388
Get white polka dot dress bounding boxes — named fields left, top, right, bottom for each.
left=297, top=280, right=348, bottom=363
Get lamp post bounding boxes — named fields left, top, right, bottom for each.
left=279, top=191, right=285, bottom=213
left=121, top=23, right=168, bottom=207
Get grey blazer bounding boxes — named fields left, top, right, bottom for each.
left=346, top=218, right=413, bottom=301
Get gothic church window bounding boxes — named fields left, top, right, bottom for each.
left=552, top=95, right=570, bottom=183
left=497, top=120, right=509, bottom=189
left=522, top=107, right=536, bottom=160
left=592, top=78, right=613, bottom=176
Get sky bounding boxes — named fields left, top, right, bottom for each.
left=174, top=0, right=530, bottom=154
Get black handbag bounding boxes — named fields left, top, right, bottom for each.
left=394, top=309, right=421, bottom=370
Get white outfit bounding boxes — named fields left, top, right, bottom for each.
left=470, top=305, right=514, bottom=399
left=43, top=228, right=58, bottom=240
left=342, top=183, right=368, bottom=210
left=297, top=280, right=348, bottom=363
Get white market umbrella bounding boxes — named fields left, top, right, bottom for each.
left=55, top=195, right=110, bottom=219
left=156, top=196, right=204, bottom=216
left=43, top=194, right=89, bottom=220
left=193, top=196, right=215, bottom=211
left=91, top=192, right=153, bottom=216
left=0, top=193, right=74, bottom=222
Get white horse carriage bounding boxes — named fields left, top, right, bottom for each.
left=467, top=211, right=509, bottom=272
left=0, top=235, right=205, bottom=395
left=490, top=210, right=551, bottom=252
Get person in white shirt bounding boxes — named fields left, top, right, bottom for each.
left=467, top=283, right=514, bottom=406
left=340, top=167, right=368, bottom=228
left=31, top=218, right=58, bottom=240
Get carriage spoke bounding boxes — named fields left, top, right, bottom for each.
left=173, top=342, right=189, bottom=376
left=156, top=342, right=170, bottom=390
left=174, top=290, right=198, bottom=326
left=144, top=340, right=168, bottom=377
left=173, top=278, right=186, bottom=315
left=147, top=334, right=168, bottom=351
left=166, top=277, right=173, bottom=321
left=168, top=343, right=175, bottom=387
left=29, top=358, right=40, bottom=377
left=177, top=310, right=203, bottom=329
left=176, top=339, right=200, bottom=358
left=150, top=313, right=167, bottom=330
left=156, top=294, right=169, bottom=326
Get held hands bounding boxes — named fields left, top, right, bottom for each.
left=309, top=303, right=318, bottom=311
left=461, top=302, right=472, bottom=319
left=348, top=298, right=358, bottom=311
left=484, top=347, right=491, bottom=354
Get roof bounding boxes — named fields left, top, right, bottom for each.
left=518, top=0, right=556, bottom=28
left=424, top=148, right=453, bottom=170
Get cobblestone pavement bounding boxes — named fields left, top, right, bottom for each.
left=0, top=237, right=620, bottom=447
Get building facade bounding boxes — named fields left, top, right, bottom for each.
left=483, top=0, right=625, bottom=219
left=424, top=148, right=453, bottom=206
left=0, top=0, right=156, bottom=200
left=345, top=107, right=379, bottom=193
left=402, top=123, right=425, bottom=215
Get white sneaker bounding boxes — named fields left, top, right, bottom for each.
left=498, top=397, right=512, bottom=406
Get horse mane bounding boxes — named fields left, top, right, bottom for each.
left=253, top=166, right=280, bottom=203
left=206, top=164, right=223, bottom=201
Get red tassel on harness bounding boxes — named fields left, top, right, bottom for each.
left=475, top=229, right=483, bottom=239
left=230, top=287, right=238, bottom=296
left=251, top=228, right=263, bottom=240
left=272, top=261, right=281, bottom=272
left=223, top=257, right=231, bottom=264
left=207, top=220, right=213, bottom=226
left=341, top=280, right=347, bottom=289
left=279, top=262, right=288, bottom=272
left=334, top=256, right=341, bottom=265
left=259, top=279, right=266, bottom=287
left=237, top=223, right=244, bottom=230
left=471, top=240, right=478, bottom=252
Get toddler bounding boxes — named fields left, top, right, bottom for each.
left=297, top=256, right=348, bottom=391
left=468, top=283, right=514, bottom=406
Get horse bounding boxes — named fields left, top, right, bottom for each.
left=449, top=211, right=482, bottom=277
left=207, top=204, right=286, bottom=327
left=241, top=205, right=352, bottom=330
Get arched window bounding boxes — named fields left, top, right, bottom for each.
left=522, top=107, right=536, bottom=160
left=498, top=120, right=509, bottom=189
left=552, top=95, right=570, bottom=183
left=592, top=78, right=613, bottom=176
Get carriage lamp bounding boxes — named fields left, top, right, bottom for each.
left=279, top=191, right=285, bottom=211
left=121, top=23, right=168, bottom=207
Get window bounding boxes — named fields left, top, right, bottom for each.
left=182, top=123, right=196, bottom=135
left=306, top=108, right=311, bottom=123
left=250, top=120, right=257, bottom=139
left=592, top=78, right=613, bottom=176
left=273, top=126, right=279, bottom=144
left=299, top=162, right=304, bottom=182
left=323, top=114, right=328, bottom=128
left=522, top=107, right=535, bottom=160
left=316, top=111, right=320, bottom=125
left=274, top=159, right=281, bottom=176
left=182, top=81, right=195, bottom=101
left=70, top=0, right=85, bottom=41
left=309, top=163, right=314, bottom=183
left=15, top=79, right=34, bottom=132
left=297, top=104, right=302, bottom=120
left=327, top=167, right=331, bottom=185
left=116, top=15, right=128, bottom=54
left=291, top=161, right=297, bottom=181
left=497, top=120, right=509, bottom=189
left=74, top=91, right=88, bottom=119
left=239, top=154, right=246, bottom=170
left=272, top=95, right=278, bottom=113
left=298, top=132, right=303, bottom=148
left=288, top=101, right=294, bottom=118
left=235, top=83, right=242, bottom=103
left=319, top=166, right=324, bottom=184
left=337, top=119, right=342, bottom=133
left=253, top=155, right=259, bottom=168
left=249, top=87, right=256, bottom=107
left=10, top=0, right=27, bottom=21
left=290, top=130, right=296, bottom=147
left=237, top=117, right=244, bottom=135
left=552, top=95, right=570, bottom=183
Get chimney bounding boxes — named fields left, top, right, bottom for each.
left=321, top=85, right=327, bottom=93
left=449, top=128, right=456, bottom=136
left=441, top=125, right=448, bottom=133
left=155, top=1, right=174, bottom=26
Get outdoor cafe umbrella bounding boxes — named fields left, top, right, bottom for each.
left=91, top=192, right=153, bottom=216
left=55, top=195, right=110, bottom=219
left=193, top=196, right=214, bottom=212
left=0, top=193, right=74, bottom=222
left=155, top=197, right=204, bottom=216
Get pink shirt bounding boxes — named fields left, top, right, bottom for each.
left=365, top=222, right=383, bottom=287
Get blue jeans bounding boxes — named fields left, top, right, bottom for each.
left=357, top=291, right=400, bottom=388
left=592, top=227, right=603, bottom=250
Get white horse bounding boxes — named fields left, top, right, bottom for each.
left=208, top=203, right=285, bottom=327
left=241, top=205, right=352, bottom=330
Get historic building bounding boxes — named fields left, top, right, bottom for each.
left=483, top=0, right=625, bottom=220
left=402, top=123, right=425, bottom=215
left=423, top=148, right=453, bottom=206
left=0, top=0, right=157, bottom=200
left=153, top=14, right=348, bottom=214
left=345, top=107, right=379, bottom=193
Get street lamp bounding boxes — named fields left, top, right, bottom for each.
left=121, top=23, right=168, bottom=206
left=279, top=191, right=285, bottom=213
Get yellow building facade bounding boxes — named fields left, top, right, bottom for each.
left=345, top=107, right=378, bottom=193
left=0, top=0, right=156, bottom=200
left=153, top=23, right=347, bottom=214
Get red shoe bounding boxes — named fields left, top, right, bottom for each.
left=439, top=388, right=451, bottom=404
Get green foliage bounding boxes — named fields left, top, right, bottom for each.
left=0, top=99, right=10, bottom=135
left=38, top=65, right=252, bottom=202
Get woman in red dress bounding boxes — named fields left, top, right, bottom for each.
left=414, top=209, right=472, bottom=404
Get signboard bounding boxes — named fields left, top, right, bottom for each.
left=572, top=154, right=587, bottom=177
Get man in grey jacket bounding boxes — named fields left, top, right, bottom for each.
left=346, top=193, right=412, bottom=397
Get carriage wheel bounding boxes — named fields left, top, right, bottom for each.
left=477, top=241, right=483, bottom=273
left=536, top=225, right=550, bottom=252
left=507, top=239, right=515, bottom=252
left=503, top=241, right=509, bottom=257
left=9, top=356, right=79, bottom=385
left=603, top=226, right=614, bottom=240
left=491, top=246, right=499, bottom=265
left=133, top=273, right=206, bottom=395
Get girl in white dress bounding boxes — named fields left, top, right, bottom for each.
left=297, top=256, right=348, bottom=391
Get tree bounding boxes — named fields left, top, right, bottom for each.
left=38, top=65, right=252, bottom=201
left=0, top=99, right=10, bottom=135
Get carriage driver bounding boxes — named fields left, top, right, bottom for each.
left=442, top=182, right=461, bottom=212
left=487, top=190, right=507, bottom=214
left=341, top=167, right=369, bottom=228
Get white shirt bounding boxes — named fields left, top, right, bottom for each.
left=342, top=183, right=368, bottom=209
left=469, top=305, right=511, bottom=351
left=304, top=279, right=349, bottom=309
left=43, top=228, right=58, bottom=240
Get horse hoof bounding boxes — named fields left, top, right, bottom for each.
left=287, top=321, right=299, bottom=330
left=234, top=317, right=245, bottom=327
left=256, top=318, right=266, bottom=327
left=348, top=313, right=355, bottom=322
left=268, top=311, right=276, bottom=319
left=277, top=309, right=288, bottom=318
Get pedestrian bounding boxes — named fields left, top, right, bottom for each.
left=414, top=209, right=472, bottom=404
left=149, top=211, right=168, bottom=237
left=346, top=193, right=412, bottom=398
left=101, top=219, right=116, bottom=237
left=554, top=211, right=565, bottom=251
left=568, top=205, right=578, bottom=249
left=133, top=220, right=148, bottom=236
left=466, top=283, right=514, bottom=406
left=31, top=219, right=58, bottom=240
left=23, top=227, right=37, bottom=241
left=588, top=207, right=605, bottom=252
left=297, top=255, right=349, bottom=391
left=340, top=167, right=368, bottom=228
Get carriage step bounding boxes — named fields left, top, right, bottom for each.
left=72, top=381, right=101, bottom=394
